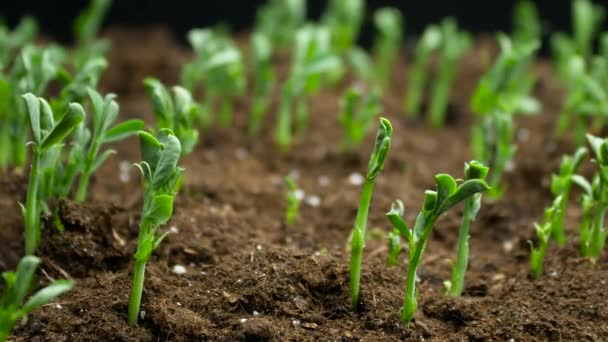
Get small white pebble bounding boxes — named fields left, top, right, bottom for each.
left=505, top=160, right=516, bottom=173
left=349, top=172, right=364, bottom=186
left=240, top=318, right=248, bottom=323
left=235, top=147, right=248, bottom=160
left=502, top=240, right=514, bottom=253
left=172, top=264, right=187, bottom=275
left=119, top=160, right=131, bottom=183
left=517, top=128, right=530, bottom=142
left=295, top=189, right=305, bottom=200
left=256, top=244, right=263, bottom=251
left=169, top=226, right=179, bottom=234
left=289, top=169, right=300, bottom=180
left=305, top=195, right=321, bottom=207
left=318, top=175, right=330, bottom=187
left=292, top=319, right=301, bottom=327
left=550, top=271, right=558, bottom=277
left=176, top=302, right=182, bottom=306
left=253, top=311, right=260, bottom=316
left=508, top=339, right=515, bottom=342
left=237, top=279, right=243, bottom=283
left=140, top=310, right=146, bottom=320
left=54, top=304, right=63, bottom=309
left=415, top=275, right=421, bottom=283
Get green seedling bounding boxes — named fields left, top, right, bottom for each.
left=321, top=0, right=364, bottom=53
left=339, top=86, right=382, bottom=151
left=347, top=47, right=374, bottom=83
left=572, top=0, right=605, bottom=61
left=52, top=56, right=108, bottom=115
left=0, top=16, right=37, bottom=69
left=249, top=32, right=275, bottom=136
left=128, top=129, right=183, bottom=326
left=551, top=33, right=577, bottom=81
left=427, top=18, right=471, bottom=128
left=144, top=78, right=199, bottom=155
left=373, top=7, right=403, bottom=87
left=529, top=196, right=563, bottom=279
left=182, top=29, right=245, bottom=128
left=73, top=0, right=112, bottom=67
left=285, top=176, right=300, bottom=226
left=549, top=147, right=588, bottom=245
left=386, top=201, right=404, bottom=266
left=405, top=25, right=441, bottom=117
left=22, top=94, right=85, bottom=255
left=571, top=134, right=608, bottom=259
left=274, top=24, right=341, bottom=151
left=513, top=0, right=541, bottom=44
left=386, top=162, right=490, bottom=325
left=0, top=256, right=73, bottom=342
left=471, top=34, right=539, bottom=198
left=255, top=0, right=305, bottom=49
left=350, top=118, right=392, bottom=311
left=444, top=161, right=489, bottom=297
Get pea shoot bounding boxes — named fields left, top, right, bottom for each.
left=373, top=7, right=403, bottom=88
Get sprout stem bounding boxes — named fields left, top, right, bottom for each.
left=446, top=199, right=473, bottom=296
left=128, top=258, right=147, bottom=327
left=349, top=179, right=375, bottom=310
left=24, top=150, right=41, bottom=255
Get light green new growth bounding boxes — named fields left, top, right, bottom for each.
left=285, top=176, right=300, bottom=226
left=144, top=77, right=199, bottom=155
left=321, top=0, right=364, bottom=53
left=530, top=196, right=563, bottom=279
left=444, top=161, right=489, bottom=297
left=428, top=18, right=471, bottom=128
left=128, top=129, right=183, bottom=326
left=22, top=94, right=85, bottom=255
left=255, top=0, right=305, bottom=49
left=571, top=134, right=608, bottom=259
left=69, top=89, right=143, bottom=202
left=347, top=47, right=374, bottom=83
left=249, top=32, right=274, bottom=136
left=339, top=86, right=382, bottom=150
left=386, top=201, right=403, bottom=266
left=274, top=24, right=341, bottom=151
left=350, top=118, right=392, bottom=311
left=471, top=34, right=539, bottom=198
left=572, top=0, right=605, bottom=61
left=51, top=56, right=108, bottom=114
left=0, top=16, right=37, bottom=69
left=373, top=7, right=403, bottom=88
left=183, top=29, right=245, bottom=128
left=513, top=0, right=541, bottom=44
left=386, top=162, right=490, bottom=325
left=73, top=0, right=112, bottom=67
left=0, top=256, right=73, bottom=342
left=405, top=25, right=441, bottom=116
left=549, top=147, right=588, bottom=245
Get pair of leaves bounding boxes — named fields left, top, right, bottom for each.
left=138, top=129, right=183, bottom=190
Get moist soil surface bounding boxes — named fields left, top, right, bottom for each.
left=2, top=28, right=608, bottom=341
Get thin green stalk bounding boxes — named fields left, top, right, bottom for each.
left=349, top=179, right=375, bottom=310
left=248, top=96, right=268, bottom=136
left=590, top=204, right=606, bottom=257
left=128, top=258, right=147, bottom=326
left=446, top=199, right=473, bottom=296
left=75, top=139, right=101, bottom=203
left=24, top=150, right=41, bottom=255
left=530, top=237, right=548, bottom=278
left=428, top=59, right=457, bottom=128
left=218, top=96, right=233, bottom=127
left=552, top=187, right=570, bottom=246
left=295, top=97, right=308, bottom=134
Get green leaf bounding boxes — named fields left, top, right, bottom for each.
left=22, top=93, right=41, bottom=144
left=435, top=174, right=458, bottom=210
left=386, top=200, right=411, bottom=242
left=437, top=179, right=490, bottom=216
left=40, top=103, right=85, bottom=150
left=152, top=131, right=182, bottom=188
left=0, top=78, right=11, bottom=113
left=91, top=149, right=116, bottom=172
left=144, top=194, right=174, bottom=227
left=139, top=131, right=162, bottom=172
left=13, top=256, right=41, bottom=307
left=571, top=174, right=592, bottom=195
left=22, top=279, right=73, bottom=315
left=103, top=119, right=144, bottom=143
left=464, top=160, right=489, bottom=180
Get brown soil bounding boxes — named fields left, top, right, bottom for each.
left=2, top=27, right=608, bottom=341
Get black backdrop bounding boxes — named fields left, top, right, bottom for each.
left=0, top=0, right=585, bottom=45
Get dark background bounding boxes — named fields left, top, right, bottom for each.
left=0, top=0, right=591, bottom=45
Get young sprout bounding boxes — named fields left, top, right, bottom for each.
left=350, top=118, right=392, bottom=310
left=338, top=86, right=382, bottom=151
left=549, top=147, right=588, bottom=245
left=128, top=129, right=183, bottom=326
left=551, top=32, right=577, bottom=81
left=321, top=0, right=364, bottom=53
left=471, top=34, right=539, bottom=198
left=512, top=0, right=541, bottom=44
left=0, top=256, right=73, bottom=342
left=248, top=32, right=275, bottom=136
left=70, top=89, right=143, bottom=202
left=386, top=162, right=490, bottom=325
left=51, top=56, right=108, bottom=114
left=529, top=196, right=563, bottom=279
left=285, top=176, right=300, bottom=226
left=182, top=29, right=245, bottom=128
left=347, top=47, right=374, bottom=83
left=427, top=18, right=471, bottom=128
left=571, top=134, right=608, bottom=259
left=0, top=15, right=37, bottom=68
left=386, top=200, right=404, bottom=266
left=73, top=0, right=112, bottom=67
left=274, top=25, right=341, bottom=151
left=21, top=94, right=85, bottom=255
left=255, top=0, right=305, bottom=49
left=405, top=25, right=441, bottom=117
left=572, top=0, right=605, bottom=61
left=444, top=161, right=489, bottom=297
left=144, top=78, right=199, bottom=155
left=373, top=7, right=403, bottom=88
